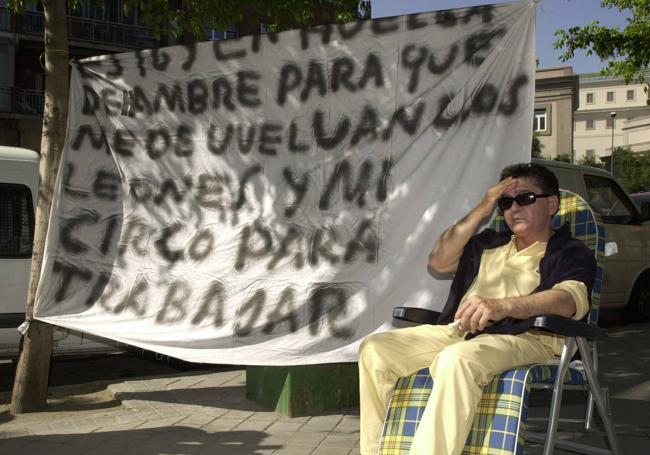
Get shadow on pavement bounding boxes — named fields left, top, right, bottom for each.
left=0, top=426, right=282, bottom=455
left=114, top=385, right=269, bottom=412
left=0, top=351, right=230, bottom=394
left=525, top=313, right=650, bottom=454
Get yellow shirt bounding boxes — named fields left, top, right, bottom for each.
left=460, top=236, right=590, bottom=354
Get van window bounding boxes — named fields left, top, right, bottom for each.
left=0, top=184, right=35, bottom=257
left=583, top=175, right=635, bottom=224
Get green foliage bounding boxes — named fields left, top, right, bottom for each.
left=553, top=153, right=572, bottom=163
left=531, top=132, right=543, bottom=158
left=123, top=0, right=363, bottom=38
left=554, top=0, right=650, bottom=103
left=577, top=155, right=606, bottom=169
left=7, top=1, right=363, bottom=38
left=7, top=0, right=83, bottom=13
left=612, top=148, right=650, bottom=192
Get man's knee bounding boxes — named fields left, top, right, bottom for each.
left=432, top=344, right=488, bottom=385
left=359, top=332, right=386, bottom=358
left=359, top=331, right=396, bottom=368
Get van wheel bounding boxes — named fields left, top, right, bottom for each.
left=622, top=276, right=650, bottom=323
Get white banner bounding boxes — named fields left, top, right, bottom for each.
left=34, top=1, right=536, bottom=365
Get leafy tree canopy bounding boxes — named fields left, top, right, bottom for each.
left=554, top=0, right=650, bottom=100
left=553, top=152, right=572, bottom=163
left=577, top=154, right=606, bottom=169
left=613, top=148, right=650, bottom=192
left=531, top=132, right=544, bottom=158
left=8, top=0, right=365, bottom=38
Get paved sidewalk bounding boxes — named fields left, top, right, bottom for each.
left=0, top=369, right=360, bottom=455
left=1, top=318, right=649, bottom=455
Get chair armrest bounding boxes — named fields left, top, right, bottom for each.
left=393, top=307, right=442, bottom=324
left=528, top=315, right=605, bottom=340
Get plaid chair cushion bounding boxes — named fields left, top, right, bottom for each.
left=379, top=191, right=604, bottom=455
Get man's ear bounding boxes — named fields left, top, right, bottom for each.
left=549, top=194, right=560, bottom=216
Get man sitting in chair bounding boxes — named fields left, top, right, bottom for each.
left=359, top=163, right=596, bottom=455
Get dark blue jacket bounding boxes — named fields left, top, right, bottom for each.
left=437, top=223, right=597, bottom=336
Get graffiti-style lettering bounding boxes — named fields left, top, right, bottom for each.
left=156, top=280, right=190, bottom=323
left=308, top=285, right=352, bottom=338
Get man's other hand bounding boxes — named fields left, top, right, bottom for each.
left=454, top=295, right=509, bottom=333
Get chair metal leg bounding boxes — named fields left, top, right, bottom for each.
left=576, top=337, right=620, bottom=455
left=542, top=337, right=575, bottom=455
left=584, top=342, right=598, bottom=430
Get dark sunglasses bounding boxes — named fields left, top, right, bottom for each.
left=497, top=192, right=552, bottom=212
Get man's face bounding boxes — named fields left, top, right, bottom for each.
left=501, top=177, right=558, bottom=238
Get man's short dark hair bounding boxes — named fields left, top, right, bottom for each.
left=500, top=162, right=559, bottom=197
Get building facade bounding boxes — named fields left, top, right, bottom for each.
left=0, top=1, right=371, bottom=150
left=0, top=0, right=171, bottom=149
left=533, top=66, right=579, bottom=160
left=573, top=70, right=650, bottom=162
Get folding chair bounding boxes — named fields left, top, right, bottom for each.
left=379, top=190, right=620, bottom=455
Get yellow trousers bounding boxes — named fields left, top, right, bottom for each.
left=358, top=324, right=559, bottom=455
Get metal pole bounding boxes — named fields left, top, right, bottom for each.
left=609, top=112, right=616, bottom=173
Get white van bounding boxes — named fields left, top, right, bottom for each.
left=0, top=146, right=129, bottom=358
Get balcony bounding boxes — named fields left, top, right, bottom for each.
left=0, top=86, right=44, bottom=116
left=0, top=6, right=11, bottom=31
left=2, top=7, right=159, bottom=50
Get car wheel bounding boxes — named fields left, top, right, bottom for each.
left=623, top=276, right=650, bottom=323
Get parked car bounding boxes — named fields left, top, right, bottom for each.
left=630, top=192, right=650, bottom=221
left=533, top=158, right=650, bottom=321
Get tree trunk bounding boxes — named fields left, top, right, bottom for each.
left=11, top=0, right=70, bottom=414
left=181, top=0, right=197, bottom=45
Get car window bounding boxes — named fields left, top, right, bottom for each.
left=583, top=175, right=637, bottom=224
left=0, top=184, right=34, bottom=257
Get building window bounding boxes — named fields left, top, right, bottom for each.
left=205, top=27, right=237, bottom=41
left=0, top=184, right=34, bottom=258
left=586, top=149, right=595, bottom=158
left=627, top=89, right=635, bottom=101
left=584, top=175, right=635, bottom=224
left=533, top=108, right=547, bottom=132
left=586, top=92, right=594, bottom=104
left=586, top=119, right=595, bottom=130
left=606, top=91, right=615, bottom=102
left=606, top=117, right=614, bottom=129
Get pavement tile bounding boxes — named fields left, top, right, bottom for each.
left=286, top=431, right=328, bottom=446
left=232, top=418, right=274, bottom=432
left=318, top=433, right=360, bottom=448
left=195, top=406, right=230, bottom=418
left=259, top=431, right=296, bottom=444
left=175, top=413, right=217, bottom=427
left=200, top=417, right=247, bottom=432
left=134, top=416, right=186, bottom=429
left=249, top=411, right=281, bottom=421
left=266, top=420, right=307, bottom=433
left=114, top=412, right=146, bottom=425
left=223, top=409, right=257, bottom=419
left=277, top=416, right=311, bottom=423
left=90, top=414, right=120, bottom=427
left=272, top=444, right=318, bottom=454
left=313, top=447, right=354, bottom=455
left=300, top=417, right=342, bottom=433
left=93, top=422, right=140, bottom=432
left=191, top=431, right=279, bottom=455
left=69, top=423, right=101, bottom=433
